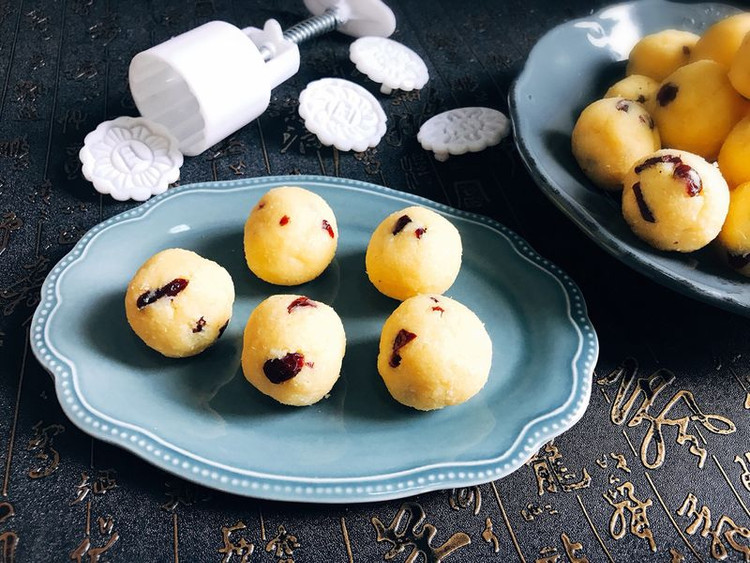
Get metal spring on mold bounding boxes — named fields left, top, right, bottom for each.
left=282, top=9, right=340, bottom=45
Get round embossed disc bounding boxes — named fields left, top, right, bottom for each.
left=417, top=107, right=511, bottom=161
left=298, top=78, right=387, bottom=152
left=350, top=36, right=429, bottom=94
left=79, top=116, right=184, bottom=202
left=303, top=0, right=396, bottom=38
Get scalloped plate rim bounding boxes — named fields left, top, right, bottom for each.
left=30, top=175, right=597, bottom=503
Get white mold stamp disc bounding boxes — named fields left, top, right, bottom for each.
left=349, top=36, right=429, bottom=94
left=298, top=78, right=387, bottom=152
left=417, top=107, right=511, bottom=161
left=79, top=116, right=183, bottom=202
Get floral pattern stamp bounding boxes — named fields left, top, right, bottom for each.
left=350, top=37, right=429, bottom=95
left=298, top=78, right=387, bottom=153
left=417, top=107, right=510, bottom=161
left=79, top=116, right=183, bottom=201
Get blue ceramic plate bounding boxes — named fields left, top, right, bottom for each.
left=510, top=0, right=750, bottom=316
left=31, top=176, right=596, bottom=503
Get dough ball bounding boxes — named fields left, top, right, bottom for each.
left=650, top=60, right=748, bottom=161
left=717, top=181, right=750, bottom=276
left=125, top=248, right=235, bottom=358
left=691, top=13, right=750, bottom=69
left=622, top=149, right=729, bottom=252
left=627, top=29, right=699, bottom=81
left=243, top=186, right=338, bottom=285
left=241, top=295, right=346, bottom=406
left=604, top=74, right=660, bottom=108
left=365, top=206, right=462, bottom=300
left=571, top=97, right=660, bottom=191
left=729, top=32, right=750, bottom=98
left=718, top=115, right=750, bottom=189
left=377, top=294, right=492, bottom=411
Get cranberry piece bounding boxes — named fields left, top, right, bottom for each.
left=635, top=155, right=702, bottom=196
left=673, top=163, right=702, bottom=196
left=429, top=297, right=439, bottom=303
left=415, top=227, right=426, bottom=239
left=193, top=317, right=206, bottom=333
left=217, top=320, right=229, bottom=339
left=615, top=99, right=630, bottom=112
left=657, top=83, right=678, bottom=107
left=137, top=278, right=189, bottom=309
left=728, top=252, right=750, bottom=270
left=279, top=215, right=290, bottom=226
left=389, top=329, right=417, bottom=368
left=264, top=352, right=305, bottom=384
left=432, top=306, right=445, bottom=314
left=322, top=219, right=335, bottom=238
left=392, top=214, right=412, bottom=235
left=632, top=182, right=656, bottom=223
left=634, top=154, right=681, bottom=174
left=257, top=201, right=266, bottom=209
left=287, top=296, right=316, bottom=314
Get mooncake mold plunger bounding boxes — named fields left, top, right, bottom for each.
left=129, top=0, right=395, bottom=157
left=81, top=0, right=396, bottom=201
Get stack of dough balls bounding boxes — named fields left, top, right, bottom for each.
left=243, top=186, right=338, bottom=285
left=125, top=248, right=235, bottom=358
left=572, top=10, right=750, bottom=273
left=240, top=186, right=346, bottom=406
left=241, top=295, right=346, bottom=406
left=125, top=188, right=493, bottom=412
left=366, top=207, right=492, bottom=410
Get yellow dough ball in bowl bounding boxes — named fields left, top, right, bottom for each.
left=729, top=32, right=750, bottom=99
left=626, top=29, right=699, bottom=81
left=241, top=295, right=346, bottom=406
left=571, top=97, right=660, bottom=191
left=243, top=186, right=338, bottom=285
left=691, top=12, right=750, bottom=68
left=604, top=74, right=660, bottom=108
left=718, top=115, right=750, bottom=189
left=377, top=294, right=492, bottom=411
left=622, top=149, right=729, bottom=252
left=650, top=60, right=748, bottom=161
left=365, top=206, right=462, bottom=301
left=717, top=181, right=750, bottom=277
left=125, top=248, right=235, bottom=358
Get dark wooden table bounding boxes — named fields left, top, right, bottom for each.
left=2, top=0, right=749, bottom=560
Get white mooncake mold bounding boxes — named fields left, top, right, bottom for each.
left=79, top=116, right=183, bottom=202
left=298, top=77, right=387, bottom=152
left=417, top=107, right=510, bottom=161
left=349, top=36, right=429, bottom=94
